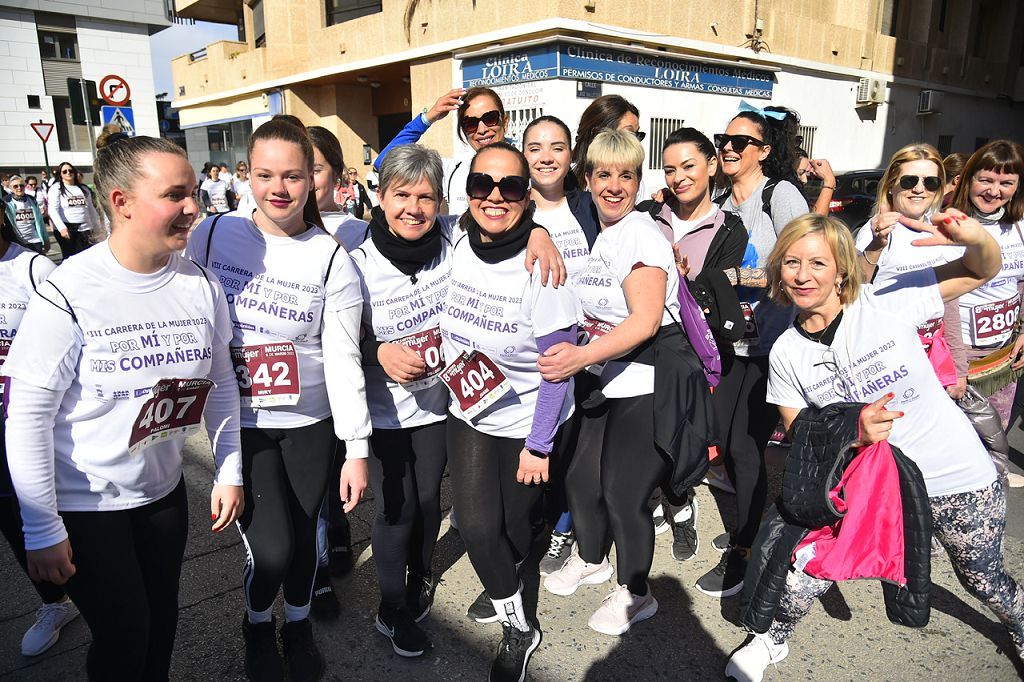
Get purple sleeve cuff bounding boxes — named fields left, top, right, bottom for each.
left=526, top=326, right=577, bottom=454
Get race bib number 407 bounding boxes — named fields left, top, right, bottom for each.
left=395, top=327, right=445, bottom=391
left=440, top=351, right=511, bottom=420
left=128, top=378, right=213, bottom=456
left=231, top=343, right=300, bottom=407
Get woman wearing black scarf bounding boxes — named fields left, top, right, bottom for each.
left=440, top=142, right=581, bottom=682
left=350, top=144, right=564, bottom=663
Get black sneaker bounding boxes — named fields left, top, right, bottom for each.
left=309, top=567, right=340, bottom=621
left=711, top=531, right=732, bottom=554
left=488, top=623, right=541, bottom=682
left=328, top=523, right=353, bottom=577
left=406, top=572, right=437, bottom=623
left=280, top=618, right=323, bottom=682
left=539, top=530, right=575, bottom=576
left=467, top=588, right=500, bottom=623
left=242, top=616, right=284, bottom=682
left=375, top=604, right=432, bottom=657
left=695, top=546, right=748, bottom=598
left=670, top=497, right=699, bottom=562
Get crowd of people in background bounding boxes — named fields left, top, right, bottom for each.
left=0, top=87, right=1022, bottom=682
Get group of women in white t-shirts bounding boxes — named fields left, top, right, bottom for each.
left=1, top=88, right=1023, bottom=682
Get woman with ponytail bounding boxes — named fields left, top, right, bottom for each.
left=186, top=118, right=370, bottom=682
left=695, top=102, right=810, bottom=599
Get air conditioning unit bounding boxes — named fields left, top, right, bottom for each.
left=855, top=77, right=886, bottom=106
left=917, top=89, right=942, bottom=115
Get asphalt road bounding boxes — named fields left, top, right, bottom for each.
left=3, top=422, right=1024, bottom=681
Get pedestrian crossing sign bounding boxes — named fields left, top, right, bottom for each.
left=100, top=105, right=135, bottom=136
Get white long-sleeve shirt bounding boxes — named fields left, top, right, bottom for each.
left=186, top=214, right=371, bottom=457
left=2, top=242, right=242, bottom=549
left=46, top=183, right=100, bottom=234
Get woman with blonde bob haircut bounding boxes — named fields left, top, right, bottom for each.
left=727, top=208, right=1024, bottom=681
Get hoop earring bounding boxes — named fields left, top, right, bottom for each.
left=836, top=280, right=845, bottom=295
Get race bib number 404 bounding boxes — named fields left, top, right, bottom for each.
left=395, top=327, right=446, bottom=391
left=128, top=378, right=213, bottom=456
left=440, top=351, right=511, bottom=420
left=231, top=343, right=301, bottom=407
left=972, top=294, right=1020, bottom=345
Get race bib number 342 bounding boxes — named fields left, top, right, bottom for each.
left=440, top=351, right=511, bottom=420
left=231, top=342, right=301, bottom=407
left=128, top=378, right=213, bottom=456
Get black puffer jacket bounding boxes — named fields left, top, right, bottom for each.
left=741, top=403, right=933, bottom=633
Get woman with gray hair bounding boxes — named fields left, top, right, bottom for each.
left=350, top=144, right=454, bottom=658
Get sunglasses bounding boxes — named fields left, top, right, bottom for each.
left=630, top=130, right=647, bottom=142
left=714, top=133, right=765, bottom=153
left=460, top=109, right=503, bottom=133
left=898, top=175, right=941, bottom=192
left=466, top=173, right=530, bottom=202
left=61, top=169, right=75, bottom=174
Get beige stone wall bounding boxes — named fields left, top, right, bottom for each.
left=410, top=56, right=456, bottom=157
left=285, top=84, right=380, bottom=169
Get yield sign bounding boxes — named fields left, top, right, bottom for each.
left=99, top=74, right=131, bottom=106
left=31, top=122, right=54, bottom=143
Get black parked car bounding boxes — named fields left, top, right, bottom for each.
left=825, top=169, right=883, bottom=231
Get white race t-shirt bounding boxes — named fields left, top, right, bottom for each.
left=47, top=184, right=96, bottom=231
left=442, top=154, right=473, bottom=218
left=855, top=217, right=963, bottom=338
left=350, top=218, right=456, bottom=429
left=573, top=211, right=680, bottom=397
left=767, top=269, right=996, bottom=497
left=1, top=244, right=55, bottom=388
left=201, top=178, right=230, bottom=214
left=534, top=200, right=591, bottom=279
left=186, top=215, right=364, bottom=430
left=441, top=235, right=580, bottom=437
left=2, top=242, right=241, bottom=516
left=323, top=212, right=369, bottom=252
left=232, top=179, right=253, bottom=213
left=956, top=222, right=1024, bottom=348
left=670, top=205, right=718, bottom=241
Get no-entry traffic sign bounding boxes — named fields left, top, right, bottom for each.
left=30, top=121, right=54, bottom=143
left=99, top=74, right=131, bottom=106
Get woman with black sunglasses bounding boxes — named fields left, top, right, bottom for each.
left=697, top=104, right=810, bottom=601
left=855, top=144, right=969, bottom=398
left=46, top=161, right=102, bottom=259
left=440, top=141, right=580, bottom=682
left=374, top=87, right=509, bottom=217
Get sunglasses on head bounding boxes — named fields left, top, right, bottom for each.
left=898, top=175, right=941, bottom=192
left=466, top=172, right=530, bottom=202
left=714, top=133, right=765, bottom=153
left=460, top=109, right=503, bottom=133
left=631, top=130, right=646, bottom=142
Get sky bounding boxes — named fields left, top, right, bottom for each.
left=150, top=21, right=239, bottom=99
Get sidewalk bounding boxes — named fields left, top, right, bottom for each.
left=2, top=429, right=1023, bottom=680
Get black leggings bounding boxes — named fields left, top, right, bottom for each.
left=1, top=419, right=66, bottom=605
left=368, top=420, right=447, bottom=608
left=238, top=420, right=335, bottom=613
left=447, top=416, right=541, bottom=600
left=61, top=477, right=188, bottom=682
left=567, top=392, right=670, bottom=595
left=712, top=354, right=776, bottom=548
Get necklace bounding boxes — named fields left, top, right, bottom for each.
left=800, top=310, right=843, bottom=344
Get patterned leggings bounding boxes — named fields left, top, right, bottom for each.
left=766, top=479, right=1024, bottom=652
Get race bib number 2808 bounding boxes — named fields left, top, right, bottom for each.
left=128, top=378, right=213, bottom=455
left=440, top=351, right=511, bottom=420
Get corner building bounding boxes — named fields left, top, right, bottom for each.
left=172, top=0, right=1024, bottom=175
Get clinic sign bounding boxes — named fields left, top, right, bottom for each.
left=462, top=41, right=774, bottom=99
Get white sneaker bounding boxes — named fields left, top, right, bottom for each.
left=21, top=599, right=80, bottom=656
left=543, top=553, right=613, bottom=596
left=587, top=584, right=658, bottom=636
left=652, top=504, right=670, bottom=535
left=724, top=633, right=789, bottom=682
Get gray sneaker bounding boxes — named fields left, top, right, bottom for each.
left=539, top=530, right=575, bottom=575
left=670, top=497, right=699, bottom=562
